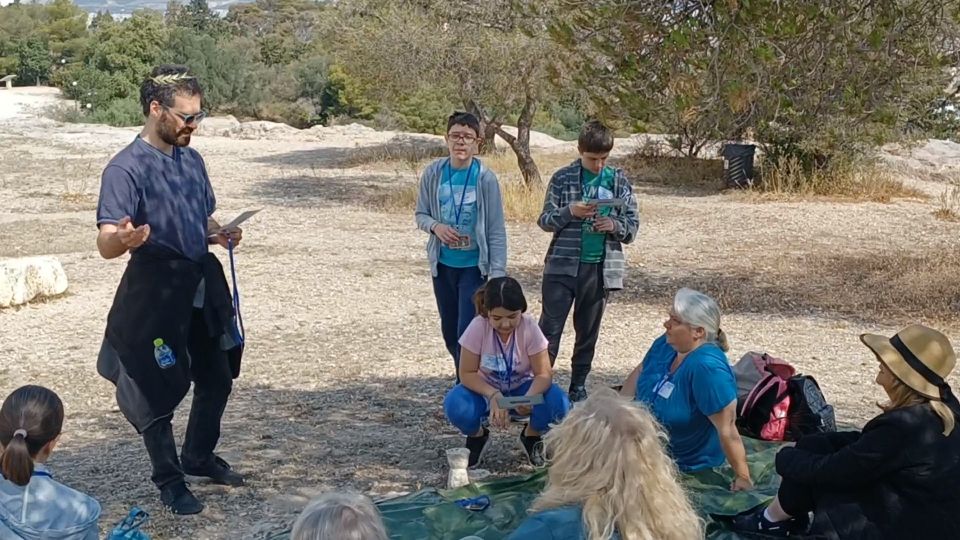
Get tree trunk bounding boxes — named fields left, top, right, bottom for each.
left=481, top=122, right=498, bottom=154
left=464, top=99, right=497, bottom=154
left=494, top=93, right=541, bottom=186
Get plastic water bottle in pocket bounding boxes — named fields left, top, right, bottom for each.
left=153, top=338, right=176, bottom=369
left=107, top=507, right=150, bottom=539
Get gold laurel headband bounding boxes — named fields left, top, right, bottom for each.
left=150, top=73, right=195, bottom=85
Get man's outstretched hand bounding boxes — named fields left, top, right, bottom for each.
left=96, top=216, right=150, bottom=259
left=117, top=216, right=151, bottom=249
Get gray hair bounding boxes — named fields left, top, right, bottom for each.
left=673, top=288, right=728, bottom=351
left=291, top=492, right=388, bottom=540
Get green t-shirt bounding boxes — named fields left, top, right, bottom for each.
left=580, top=166, right=615, bottom=263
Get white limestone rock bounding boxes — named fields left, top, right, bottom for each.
left=0, top=256, right=69, bottom=308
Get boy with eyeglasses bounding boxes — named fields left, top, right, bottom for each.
left=537, top=120, right=639, bottom=402
left=415, top=112, right=508, bottom=383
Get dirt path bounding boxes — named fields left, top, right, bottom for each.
left=1, top=89, right=958, bottom=539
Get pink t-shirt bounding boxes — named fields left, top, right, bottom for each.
left=458, top=313, right=549, bottom=391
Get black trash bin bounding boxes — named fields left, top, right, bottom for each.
left=721, top=143, right=756, bottom=188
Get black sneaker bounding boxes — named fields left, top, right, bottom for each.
left=519, top=424, right=545, bottom=467
left=465, top=428, right=491, bottom=469
left=160, top=482, right=204, bottom=515
left=731, top=507, right=809, bottom=537
left=568, top=385, right=588, bottom=403
left=182, top=454, right=245, bottom=487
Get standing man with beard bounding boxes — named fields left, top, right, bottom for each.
left=95, top=65, right=245, bottom=515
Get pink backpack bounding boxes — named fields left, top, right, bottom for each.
left=735, top=354, right=797, bottom=441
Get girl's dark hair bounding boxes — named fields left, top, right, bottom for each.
left=473, top=277, right=528, bottom=317
left=139, top=64, right=204, bottom=116
left=0, top=385, right=64, bottom=486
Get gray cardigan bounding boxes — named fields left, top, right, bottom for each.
left=414, top=157, right=507, bottom=278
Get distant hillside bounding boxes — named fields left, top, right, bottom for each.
left=0, top=0, right=234, bottom=17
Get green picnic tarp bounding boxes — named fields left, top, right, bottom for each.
left=268, top=437, right=785, bottom=540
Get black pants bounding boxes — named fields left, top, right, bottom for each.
left=539, top=262, right=607, bottom=388
left=142, top=310, right=233, bottom=490
left=778, top=433, right=850, bottom=516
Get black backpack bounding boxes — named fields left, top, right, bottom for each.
left=785, top=375, right=837, bottom=440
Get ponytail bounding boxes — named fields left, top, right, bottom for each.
left=0, top=432, right=34, bottom=486
left=930, top=400, right=956, bottom=436
left=716, top=328, right=730, bottom=352
left=0, top=385, right=64, bottom=487
left=473, top=283, right=489, bottom=316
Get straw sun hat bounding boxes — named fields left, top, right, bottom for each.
left=860, top=324, right=957, bottom=401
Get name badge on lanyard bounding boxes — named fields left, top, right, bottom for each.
left=654, top=374, right=675, bottom=399
left=495, top=332, right=516, bottom=391
left=445, top=160, right=478, bottom=249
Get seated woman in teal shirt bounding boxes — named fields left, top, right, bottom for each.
left=507, top=388, right=702, bottom=540
left=620, top=287, right=753, bottom=490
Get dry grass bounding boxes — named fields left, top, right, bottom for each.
left=745, top=156, right=926, bottom=203
left=620, top=143, right=925, bottom=203
left=337, top=136, right=449, bottom=172
left=368, top=177, right=546, bottom=223
left=621, top=147, right=725, bottom=190
left=617, top=248, right=960, bottom=327
left=58, top=157, right=99, bottom=208
left=362, top=146, right=575, bottom=223
left=933, top=183, right=960, bottom=221
left=792, top=249, right=960, bottom=324
left=478, top=150, right=574, bottom=184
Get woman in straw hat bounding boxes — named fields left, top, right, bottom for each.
left=506, top=388, right=703, bottom=540
left=732, top=324, right=960, bottom=539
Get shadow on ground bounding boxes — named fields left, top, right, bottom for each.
left=50, top=368, right=635, bottom=539
left=248, top=138, right=446, bottom=171
left=510, top=248, right=960, bottom=329
left=248, top=171, right=409, bottom=208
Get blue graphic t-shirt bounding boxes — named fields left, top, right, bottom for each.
left=438, top=160, right=480, bottom=268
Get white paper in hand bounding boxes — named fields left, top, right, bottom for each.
left=221, top=209, right=262, bottom=231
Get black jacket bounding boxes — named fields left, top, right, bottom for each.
left=776, top=403, right=960, bottom=540
left=99, top=247, right=242, bottom=428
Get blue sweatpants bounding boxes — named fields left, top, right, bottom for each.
left=444, top=379, right=571, bottom=436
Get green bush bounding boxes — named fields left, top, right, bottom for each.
left=533, top=103, right=585, bottom=141
left=257, top=99, right=314, bottom=128
left=383, top=89, right=455, bottom=135
left=85, top=97, right=143, bottom=127
left=56, top=64, right=136, bottom=110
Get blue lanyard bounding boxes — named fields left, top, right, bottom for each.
left=227, top=238, right=245, bottom=346
left=444, top=160, right=478, bottom=226
left=495, top=331, right=516, bottom=391
left=32, top=470, right=52, bottom=478
left=653, top=353, right=685, bottom=398
left=653, top=372, right=672, bottom=395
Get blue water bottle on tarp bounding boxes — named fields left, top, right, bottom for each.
left=153, top=338, right=176, bottom=369
left=107, top=507, right=151, bottom=539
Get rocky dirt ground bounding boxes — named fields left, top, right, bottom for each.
left=0, top=87, right=958, bottom=539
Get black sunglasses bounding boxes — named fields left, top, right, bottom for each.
left=163, top=106, right=206, bottom=125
